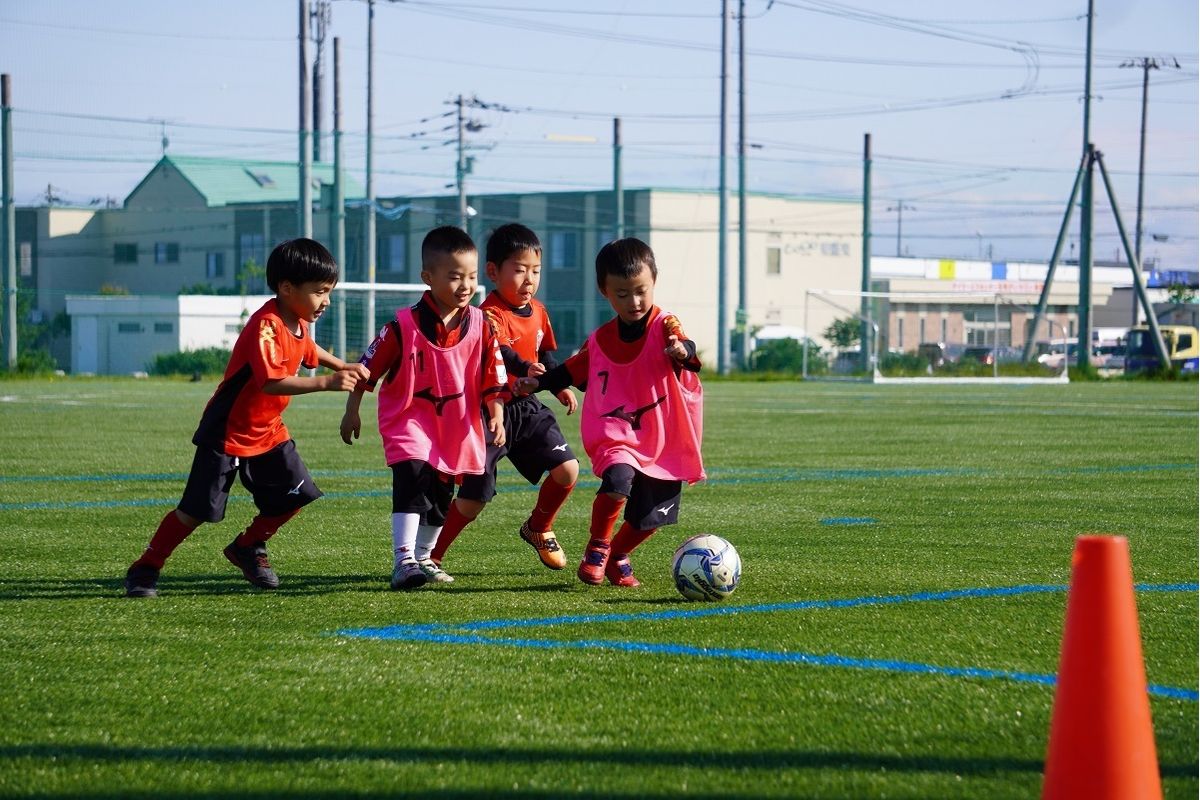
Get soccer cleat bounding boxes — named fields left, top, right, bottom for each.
left=417, top=558, right=454, bottom=584
left=124, top=563, right=160, bottom=598
left=576, top=539, right=611, bottom=585
left=605, top=554, right=640, bottom=588
left=223, top=539, right=280, bottom=589
left=390, top=560, right=428, bottom=591
left=519, top=520, right=567, bottom=570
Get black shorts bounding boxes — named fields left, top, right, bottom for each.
left=599, top=463, right=682, bottom=531
left=457, top=396, right=577, bottom=503
left=389, top=459, right=453, bottom=526
left=178, top=439, right=323, bottom=523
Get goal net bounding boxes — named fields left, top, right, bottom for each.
left=316, top=282, right=486, bottom=361
left=801, top=289, right=1070, bottom=384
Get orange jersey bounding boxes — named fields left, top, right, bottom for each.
left=481, top=291, right=559, bottom=394
left=193, top=299, right=318, bottom=457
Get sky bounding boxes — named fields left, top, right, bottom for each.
left=2, top=0, right=1197, bottom=267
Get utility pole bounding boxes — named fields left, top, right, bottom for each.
left=1077, top=0, right=1095, bottom=368
left=310, top=0, right=331, bottom=163
left=2, top=75, right=14, bottom=369
left=333, top=36, right=346, bottom=359
left=860, top=133, right=872, bottom=373
left=364, top=0, right=376, bottom=345
left=1120, top=55, right=1179, bottom=326
left=613, top=117, right=623, bottom=239
left=736, top=0, right=748, bottom=370
left=886, top=200, right=914, bottom=257
left=456, top=94, right=468, bottom=231
left=717, top=0, right=729, bottom=376
left=298, top=0, right=312, bottom=239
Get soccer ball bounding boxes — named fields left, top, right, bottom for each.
left=672, top=534, right=741, bottom=601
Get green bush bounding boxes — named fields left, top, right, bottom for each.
left=148, top=347, right=231, bottom=377
left=0, top=348, right=58, bottom=376
left=749, top=338, right=826, bottom=374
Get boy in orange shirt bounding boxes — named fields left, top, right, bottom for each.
left=429, top=224, right=580, bottom=574
left=124, top=238, right=369, bottom=597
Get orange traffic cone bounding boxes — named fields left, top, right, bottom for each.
left=1042, top=535, right=1162, bottom=800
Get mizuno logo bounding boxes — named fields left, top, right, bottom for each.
left=656, top=503, right=675, bottom=516
left=552, top=443, right=569, bottom=452
left=288, top=480, right=305, bottom=495
left=600, top=395, right=666, bottom=431
left=414, top=386, right=464, bottom=416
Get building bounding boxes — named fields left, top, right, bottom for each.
left=13, top=154, right=1196, bottom=373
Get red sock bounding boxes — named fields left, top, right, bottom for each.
left=610, top=522, right=656, bottom=558
left=430, top=502, right=475, bottom=565
left=527, top=479, right=575, bottom=533
left=235, top=508, right=302, bottom=547
left=589, top=493, right=625, bottom=544
left=133, top=510, right=197, bottom=570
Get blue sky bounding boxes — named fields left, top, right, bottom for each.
left=2, top=0, right=1197, bottom=266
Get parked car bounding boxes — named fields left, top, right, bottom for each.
left=961, top=346, right=997, bottom=366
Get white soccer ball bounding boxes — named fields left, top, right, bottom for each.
left=672, top=534, right=741, bottom=601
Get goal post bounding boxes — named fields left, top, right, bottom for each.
left=319, top=282, right=486, bottom=361
left=802, top=288, right=1070, bottom=384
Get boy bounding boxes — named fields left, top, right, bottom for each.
left=340, top=226, right=507, bottom=590
left=517, top=237, right=704, bottom=587
left=428, top=223, right=580, bottom=574
left=124, top=238, right=370, bottom=598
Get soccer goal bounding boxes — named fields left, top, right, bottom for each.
left=802, top=288, right=1070, bottom=384
left=318, top=282, right=486, bottom=361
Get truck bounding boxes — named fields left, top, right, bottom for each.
left=1124, top=325, right=1199, bottom=374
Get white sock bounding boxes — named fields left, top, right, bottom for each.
left=392, top=513, right=420, bottom=566
left=415, top=524, right=442, bottom=562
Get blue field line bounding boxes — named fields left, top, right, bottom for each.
left=337, top=582, right=1199, bottom=701
left=821, top=517, right=879, bottom=525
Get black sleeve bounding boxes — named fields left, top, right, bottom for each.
left=500, top=345, right=535, bottom=378
left=537, top=348, right=559, bottom=371
left=535, top=362, right=579, bottom=394
left=679, top=338, right=701, bottom=373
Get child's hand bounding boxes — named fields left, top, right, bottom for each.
left=339, top=410, right=361, bottom=445
left=514, top=376, right=539, bottom=396
left=556, top=388, right=578, bottom=415
left=527, top=362, right=547, bottom=377
left=664, top=334, right=689, bottom=361
left=326, top=364, right=369, bottom=392
left=487, top=414, right=506, bottom=447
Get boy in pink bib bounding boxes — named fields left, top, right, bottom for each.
left=518, top=238, right=704, bottom=587
left=341, top=227, right=507, bottom=590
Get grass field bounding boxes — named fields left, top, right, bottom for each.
left=0, top=377, right=1196, bottom=799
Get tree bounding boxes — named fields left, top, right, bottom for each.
left=823, top=316, right=861, bottom=350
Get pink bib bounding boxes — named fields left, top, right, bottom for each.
left=375, top=305, right=486, bottom=475
left=580, top=313, right=705, bottom=484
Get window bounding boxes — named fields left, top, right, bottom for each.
left=919, top=318, right=926, bottom=343
left=154, top=322, right=173, bottom=334
left=239, top=233, right=265, bottom=268
left=113, top=243, right=138, bottom=264
left=384, top=234, right=407, bottom=273
left=941, top=318, right=948, bottom=342
left=766, top=247, right=781, bottom=276
left=155, top=242, right=180, bottom=264
left=206, top=252, right=225, bottom=279
left=546, top=230, right=579, bottom=270
left=897, top=318, right=904, bottom=349
left=17, top=242, right=32, bottom=277
left=117, top=322, right=142, bottom=333
left=1178, top=333, right=1193, bottom=352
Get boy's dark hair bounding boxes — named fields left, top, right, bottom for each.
left=266, top=238, right=339, bottom=292
left=421, top=226, right=477, bottom=269
left=595, top=237, right=656, bottom=290
left=486, top=223, right=541, bottom=266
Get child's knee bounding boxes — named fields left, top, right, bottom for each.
left=551, top=460, right=579, bottom=485
left=454, top=497, right=486, bottom=520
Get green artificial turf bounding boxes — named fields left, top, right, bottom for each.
left=0, top=378, right=1195, bottom=798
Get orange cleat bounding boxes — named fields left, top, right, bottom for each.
left=520, top=520, right=567, bottom=570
